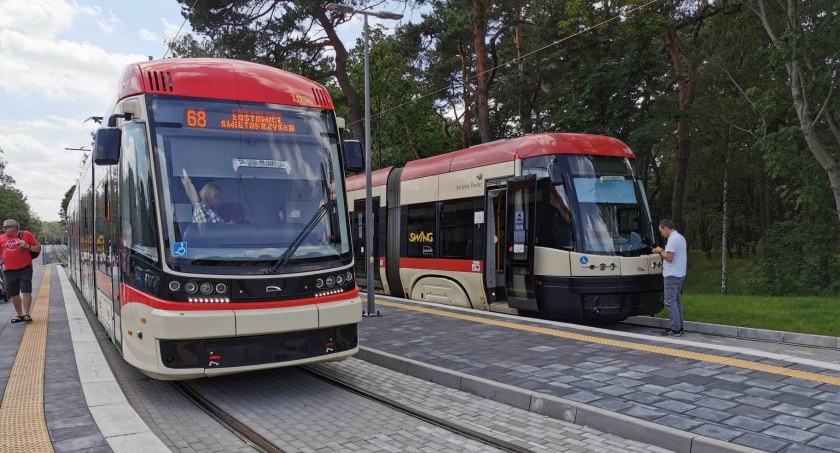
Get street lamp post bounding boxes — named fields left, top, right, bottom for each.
left=326, top=3, right=402, bottom=318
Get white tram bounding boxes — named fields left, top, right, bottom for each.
left=67, top=59, right=364, bottom=379
left=347, top=133, right=664, bottom=321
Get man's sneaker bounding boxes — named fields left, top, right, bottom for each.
left=660, top=329, right=684, bottom=337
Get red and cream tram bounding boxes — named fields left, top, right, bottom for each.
left=67, top=58, right=364, bottom=379
left=347, top=133, right=663, bottom=321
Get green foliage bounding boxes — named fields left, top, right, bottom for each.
left=657, top=294, right=840, bottom=337
left=745, top=215, right=840, bottom=295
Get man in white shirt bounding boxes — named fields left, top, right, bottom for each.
left=652, top=219, right=687, bottom=336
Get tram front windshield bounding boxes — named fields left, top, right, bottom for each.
left=563, top=155, right=655, bottom=256
left=148, top=96, right=351, bottom=269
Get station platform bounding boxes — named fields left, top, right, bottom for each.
left=358, top=296, right=840, bottom=453
left=3, top=262, right=840, bottom=453
left=0, top=264, right=168, bottom=453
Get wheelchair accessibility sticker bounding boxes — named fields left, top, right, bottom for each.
left=579, top=256, right=589, bottom=265
left=173, top=242, right=188, bottom=256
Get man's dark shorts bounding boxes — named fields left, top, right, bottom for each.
left=4, top=266, right=33, bottom=296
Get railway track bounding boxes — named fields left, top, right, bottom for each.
left=174, top=366, right=529, bottom=453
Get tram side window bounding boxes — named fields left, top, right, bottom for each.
left=440, top=198, right=475, bottom=259
left=405, top=203, right=436, bottom=258
left=120, top=123, right=158, bottom=260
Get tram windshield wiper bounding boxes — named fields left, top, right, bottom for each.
left=264, top=163, right=334, bottom=274
left=264, top=202, right=331, bottom=274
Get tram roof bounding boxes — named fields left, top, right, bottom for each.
left=346, top=167, right=393, bottom=191
left=116, top=58, right=334, bottom=109
left=400, top=133, right=634, bottom=181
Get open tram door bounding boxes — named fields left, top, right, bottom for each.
left=483, top=180, right=507, bottom=306
left=503, top=175, right=538, bottom=312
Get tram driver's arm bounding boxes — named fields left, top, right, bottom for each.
left=181, top=169, right=201, bottom=207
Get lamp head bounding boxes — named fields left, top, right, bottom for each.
left=326, top=3, right=356, bottom=14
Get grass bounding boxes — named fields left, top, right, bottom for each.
left=652, top=251, right=840, bottom=337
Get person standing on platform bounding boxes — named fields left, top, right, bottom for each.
left=652, top=219, right=687, bottom=337
left=1, top=219, right=41, bottom=324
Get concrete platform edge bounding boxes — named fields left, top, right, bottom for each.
left=625, top=316, right=840, bottom=349
left=358, top=346, right=765, bottom=453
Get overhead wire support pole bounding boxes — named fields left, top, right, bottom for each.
left=326, top=3, right=402, bottom=318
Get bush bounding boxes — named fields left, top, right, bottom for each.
left=746, top=216, right=840, bottom=295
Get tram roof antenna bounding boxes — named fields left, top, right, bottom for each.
left=84, top=116, right=103, bottom=124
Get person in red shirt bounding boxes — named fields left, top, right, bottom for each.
left=0, top=219, right=41, bottom=323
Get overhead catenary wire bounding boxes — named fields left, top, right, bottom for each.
left=346, top=0, right=661, bottom=128
left=161, top=0, right=202, bottom=59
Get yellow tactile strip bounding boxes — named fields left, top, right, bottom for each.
left=378, top=299, right=840, bottom=386
left=0, top=266, right=54, bottom=453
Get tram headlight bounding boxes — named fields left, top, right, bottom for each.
left=335, top=274, right=344, bottom=285
left=315, top=278, right=324, bottom=289
left=346, top=271, right=353, bottom=282
left=200, top=282, right=213, bottom=295
left=184, top=282, right=198, bottom=294
left=215, top=283, right=227, bottom=294
left=168, top=281, right=181, bottom=292
left=325, top=276, right=335, bottom=287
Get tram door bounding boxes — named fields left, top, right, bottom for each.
left=353, top=198, right=382, bottom=292
left=483, top=183, right=507, bottom=304
left=504, top=175, right=538, bottom=311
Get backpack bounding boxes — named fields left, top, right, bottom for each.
left=19, top=231, right=40, bottom=259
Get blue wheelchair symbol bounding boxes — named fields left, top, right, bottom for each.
left=173, top=242, right=188, bottom=257
left=579, top=256, right=589, bottom=265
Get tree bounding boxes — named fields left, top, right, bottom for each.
left=750, top=0, right=840, bottom=222
left=0, top=149, right=40, bottom=237
left=172, top=0, right=412, bottom=143
left=59, top=185, right=76, bottom=224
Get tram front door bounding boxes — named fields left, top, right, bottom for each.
left=353, top=198, right=382, bottom=292
left=504, top=175, right=538, bottom=311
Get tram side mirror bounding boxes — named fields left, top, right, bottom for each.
left=343, top=140, right=363, bottom=173
left=548, top=161, right=564, bottom=185
left=93, top=128, right=121, bottom=166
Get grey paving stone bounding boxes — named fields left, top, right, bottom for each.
left=685, top=406, right=733, bottom=423
left=723, top=415, right=774, bottom=432
left=814, top=402, right=840, bottom=414
left=691, top=423, right=744, bottom=441
left=653, top=399, right=696, bottom=413
left=729, top=404, right=779, bottom=420
left=771, top=403, right=820, bottom=418
left=812, top=412, right=840, bottom=425
left=737, top=395, right=780, bottom=409
left=695, top=397, right=739, bottom=411
left=807, top=435, right=840, bottom=452
left=762, top=425, right=819, bottom=443
left=770, top=414, right=820, bottom=430
left=810, top=423, right=840, bottom=436
left=52, top=433, right=109, bottom=453
left=732, top=432, right=789, bottom=452
left=654, top=414, right=704, bottom=431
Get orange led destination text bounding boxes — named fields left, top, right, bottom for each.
left=221, top=112, right=296, bottom=132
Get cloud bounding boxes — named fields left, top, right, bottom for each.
left=139, top=28, right=161, bottom=42
left=0, top=116, right=96, bottom=220
left=0, top=0, right=75, bottom=37
left=0, top=29, right=145, bottom=105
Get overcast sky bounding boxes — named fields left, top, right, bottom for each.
left=0, top=0, right=411, bottom=222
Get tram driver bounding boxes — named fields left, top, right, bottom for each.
left=181, top=169, right=224, bottom=224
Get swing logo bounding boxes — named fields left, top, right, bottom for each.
left=409, top=231, right=434, bottom=243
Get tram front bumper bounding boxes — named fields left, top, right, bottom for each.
left=536, top=274, right=663, bottom=320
